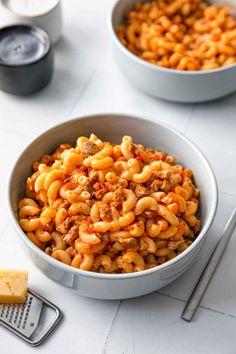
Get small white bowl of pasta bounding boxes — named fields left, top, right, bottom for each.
left=109, top=0, right=236, bottom=103
left=8, top=114, right=217, bottom=299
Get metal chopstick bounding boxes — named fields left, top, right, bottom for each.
left=181, top=208, right=236, bottom=322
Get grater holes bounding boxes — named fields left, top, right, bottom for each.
left=0, top=305, right=5, bottom=317
left=14, top=304, right=20, bottom=324
left=0, top=304, right=8, bottom=318
left=17, top=303, right=27, bottom=329
left=22, top=303, right=31, bottom=329
left=5, top=305, right=10, bottom=318
left=9, top=310, right=13, bottom=323
left=20, top=297, right=32, bottom=329
left=9, top=304, right=17, bottom=323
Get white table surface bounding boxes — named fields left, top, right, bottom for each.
left=1, top=1, right=236, bottom=353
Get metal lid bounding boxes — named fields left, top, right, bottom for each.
left=0, top=25, right=54, bottom=95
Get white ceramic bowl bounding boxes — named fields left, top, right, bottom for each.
left=8, top=114, right=218, bottom=299
left=109, top=0, right=236, bottom=103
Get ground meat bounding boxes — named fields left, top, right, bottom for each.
left=107, top=248, right=120, bottom=257
left=26, top=186, right=36, bottom=199
left=94, top=185, right=107, bottom=200
left=193, top=220, right=201, bottom=234
left=112, top=187, right=124, bottom=207
left=63, top=215, right=84, bottom=229
left=63, top=225, right=79, bottom=244
left=82, top=141, right=100, bottom=155
left=160, top=179, right=171, bottom=193
left=156, top=240, right=168, bottom=249
left=43, top=222, right=54, bottom=233
left=100, top=203, right=111, bottom=221
left=135, top=184, right=150, bottom=198
left=144, top=210, right=157, bottom=219
left=88, top=170, right=99, bottom=184
left=129, top=181, right=138, bottom=192
left=70, top=247, right=77, bottom=258
left=121, top=238, right=139, bottom=251
left=155, top=170, right=171, bottom=180
left=101, top=233, right=109, bottom=243
left=140, top=238, right=150, bottom=255
left=167, top=240, right=184, bottom=250
left=27, top=171, right=39, bottom=191
left=83, top=182, right=93, bottom=194
left=145, top=176, right=155, bottom=188
left=149, top=179, right=161, bottom=193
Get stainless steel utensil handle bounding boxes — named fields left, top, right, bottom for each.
left=181, top=208, right=236, bottom=322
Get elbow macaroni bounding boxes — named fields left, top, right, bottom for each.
left=116, top=0, right=236, bottom=71
left=18, top=134, right=201, bottom=273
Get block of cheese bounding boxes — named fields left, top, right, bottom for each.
left=0, top=270, right=28, bottom=303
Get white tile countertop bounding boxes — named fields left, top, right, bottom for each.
left=1, top=0, right=236, bottom=353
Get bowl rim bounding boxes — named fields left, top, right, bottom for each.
left=7, top=113, right=218, bottom=279
left=108, top=0, right=236, bottom=76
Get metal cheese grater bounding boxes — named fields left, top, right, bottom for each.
left=0, top=289, right=62, bottom=346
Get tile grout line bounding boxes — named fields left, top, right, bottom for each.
left=100, top=301, right=122, bottom=354
left=66, top=69, right=96, bottom=118
left=200, top=305, right=236, bottom=319
left=157, top=290, right=186, bottom=303
left=157, top=291, right=236, bottom=319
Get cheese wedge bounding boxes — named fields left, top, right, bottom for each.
left=0, top=270, right=28, bottom=303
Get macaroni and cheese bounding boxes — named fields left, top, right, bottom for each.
left=116, top=0, right=236, bottom=70
left=18, top=134, right=201, bottom=273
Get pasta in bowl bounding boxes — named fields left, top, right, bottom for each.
left=109, top=0, right=236, bottom=102
left=8, top=114, right=217, bottom=299
left=18, top=134, right=201, bottom=274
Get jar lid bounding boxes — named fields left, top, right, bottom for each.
left=2, top=0, right=60, bottom=18
left=0, top=25, right=51, bottom=65
left=0, top=25, right=54, bottom=95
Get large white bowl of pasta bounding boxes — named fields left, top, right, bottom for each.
left=8, top=114, right=217, bottom=299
